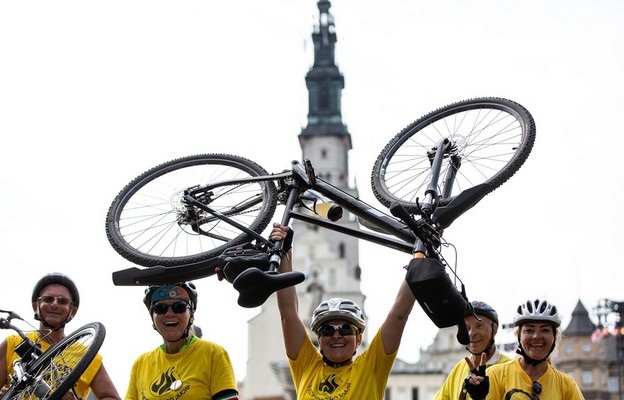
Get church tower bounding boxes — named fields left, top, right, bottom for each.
left=244, top=2, right=365, bottom=399
left=293, top=0, right=362, bottom=310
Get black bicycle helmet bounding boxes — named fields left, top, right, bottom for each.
left=32, top=273, right=80, bottom=307
left=467, top=300, right=499, bottom=326
left=143, top=282, right=198, bottom=312
left=310, top=298, right=366, bottom=333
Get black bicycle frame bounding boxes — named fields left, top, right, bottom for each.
left=111, top=137, right=489, bottom=286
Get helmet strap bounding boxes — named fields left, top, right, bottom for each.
left=163, top=329, right=191, bottom=343
left=466, top=337, right=495, bottom=356
left=35, top=303, right=72, bottom=331
left=515, top=332, right=557, bottom=366
left=320, top=350, right=353, bottom=368
left=153, top=313, right=194, bottom=343
left=466, top=322, right=497, bottom=356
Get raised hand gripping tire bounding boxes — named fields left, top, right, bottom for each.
left=372, top=98, right=536, bottom=213
left=106, top=154, right=278, bottom=267
left=2, top=322, right=105, bottom=400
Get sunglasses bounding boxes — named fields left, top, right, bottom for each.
left=318, top=323, right=358, bottom=337
left=38, top=296, right=72, bottom=306
left=532, top=381, right=542, bottom=400
left=152, top=302, right=190, bottom=315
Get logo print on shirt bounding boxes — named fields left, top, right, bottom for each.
left=150, top=366, right=178, bottom=396
left=318, top=373, right=341, bottom=394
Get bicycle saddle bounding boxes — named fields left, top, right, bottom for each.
left=233, top=268, right=305, bottom=308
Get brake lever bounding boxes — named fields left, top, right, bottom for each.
left=0, top=310, right=23, bottom=322
left=389, top=202, right=441, bottom=249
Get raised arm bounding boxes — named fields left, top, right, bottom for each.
left=89, top=363, right=121, bottom=400
left=380, top=256, right=418, bottom=355
left=0, top=339, right=8, bottom=389
left=273, top=224, right=307, bottom=360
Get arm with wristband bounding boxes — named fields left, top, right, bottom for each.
left=272, top=224, right=307, bottom=361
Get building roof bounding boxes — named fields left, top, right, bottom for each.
left=563, top=299, right=596, bottom=336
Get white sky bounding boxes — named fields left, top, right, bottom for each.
left=1, top=0, right=623, bottom=394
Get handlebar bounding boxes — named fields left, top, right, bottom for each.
left=0, top=309, right=43, bottom=363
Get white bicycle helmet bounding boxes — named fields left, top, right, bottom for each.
left=513, top=299, right=561, bottom=327
left=310, top=298, right=366, bottom=334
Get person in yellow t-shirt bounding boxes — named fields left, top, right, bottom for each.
left=0, top=272, right=121, bottom=400
left=125, top=282, right=239, bottom=400
left=270, top=223, right=417, bottom=400
left=433, top=301, right=512, bottom=400
left=464, top=299, right=584, bottom=400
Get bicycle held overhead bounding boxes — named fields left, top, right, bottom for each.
left=105, top=97, right=536, bottom=342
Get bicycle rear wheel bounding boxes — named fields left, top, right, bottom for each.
left=2, top=322, right=105, bottom=400
left=106, top=154, right=278, bottom=267
left=371, top=97, right=535, bottom=212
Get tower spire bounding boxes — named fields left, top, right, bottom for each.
left=300, top=0, right=351, bottom=143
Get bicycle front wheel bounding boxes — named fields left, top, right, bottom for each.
left=106, top=154, right=278, bottom=267
left=371, top=97, right=536, bottom=212
left=2, top=322, right=105, bottom=400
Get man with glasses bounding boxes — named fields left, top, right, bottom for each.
left=0, top=272, right=121, bottom=399
left=464, top=299, right=584, bottom=399
left=434, top=301, right=512, bottom=400
left=125, top=282, right=239, bottom=400
left=271, top=223, right=417, bottom=400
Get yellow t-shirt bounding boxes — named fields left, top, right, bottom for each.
left=288, top=328, right=397, bottom=400
left=5, top=331, right=103, bottom=399
left=125, top=337, right=237, bottom=400
left=433, top=349, right=512, bottom=400
left=487, top=358, right=584, bottom=400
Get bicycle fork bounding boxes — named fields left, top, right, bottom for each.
left=423, top=138, right=461, bottom=217
left=9, top=360, right=52, bottom=399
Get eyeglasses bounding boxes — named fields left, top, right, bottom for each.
left=38, top=296, right=72, bottom=306
left=152, top=302, right=190, bottom=315
left=318, top=323, right=358, bottom=337
left=532, top=381, right=542, bottom=400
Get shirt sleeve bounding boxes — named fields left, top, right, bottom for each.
left=124, top=358, right=140, bottom=400
left=209, top=346, right=238, bottom=395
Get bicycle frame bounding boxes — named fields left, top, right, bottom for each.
left=112, top=138, right=491, bottom=286
left=186, top=160, right=418, bottom=252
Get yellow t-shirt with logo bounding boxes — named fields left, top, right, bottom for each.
left=125, top=337, right=237, bottom=400
left=487, top=358, right=584, bottom=400
left=5, top=331, right=103, bottom=399
left=289, top=328, right=396, bottom=400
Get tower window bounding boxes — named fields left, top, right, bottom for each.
left=319, top=87, right=329, bottom=109
left=321, top=149, right=327, bottom=159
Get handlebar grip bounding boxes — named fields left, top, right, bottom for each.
left=389, top=202, right=422, bottom=234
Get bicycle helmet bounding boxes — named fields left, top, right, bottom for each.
left=32, top=273, right=80, bottom=307
left=467, top=301, right=499, bottom=326
left=143, top=282, right=198, bottom=312
left=464, top=300, right=499, bottom=356
left=513, top=299, right=561, bottom=327
left=310, top=298, right=366, bottom=334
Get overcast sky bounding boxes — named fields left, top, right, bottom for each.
left=1, top=0, right=623, bottom=394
